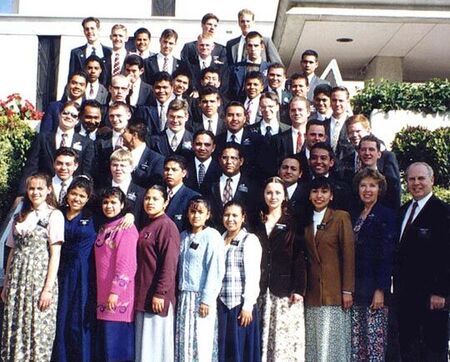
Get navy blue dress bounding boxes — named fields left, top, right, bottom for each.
left=52, top=211, right=97, bottom=362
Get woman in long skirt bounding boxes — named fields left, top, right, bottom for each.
left=218, top=201, right=262, bottom=362
left=303, top=177, right=355, bottom=362
left=175, top=197, right=225, bottom=362
left=253, top=177, right=307, bottom=361
left=135, top=185, right=180, bottom=362
left=1, top=173, right=64, bottom=362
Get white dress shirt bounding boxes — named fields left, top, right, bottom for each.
left=112, top=176, right=132, bottom=195
left=86, top=80, right=100, bottom=100
left=219, top=173, right=241, bottom=202
left=400, top=192, right=433, bottom=239
left=129, top=78, right=141, bottom=106
left=313, top=208, right=327, bottom=237
left=55, top=128, right=75, bottom=149
left=226, top=129, right=244, bottom=144
left=198, top=55, right=212, bottom=69
left=202, top=114, right=219, bottom=135
left=112, top=130, right=123, bottom=149
left=244, top=95, right=261, bottom=125
left=168, top=182, right=183, bottom=198
left=79, top=124, right=97, bottom=141
left=157, top=53, right=174, bottom=72
left=52, top=175, right=73, bottom=204
left=166, top=128, right=185, bottom=149
left=86, top=42, right=103, bottom=58
left=237, top=35, right=246, bottom=63
left=260, top=119, right=280, bottom=136
left=287, top=182, right=298, bottom=200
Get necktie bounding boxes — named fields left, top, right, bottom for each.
left=198, top=163, right=206, bottom=186
left=60, top=133, right=68, bottom=148
left=163, top=57, right=169, bottom=72
left=159, top=104, right=166, bottom=131
left=230, top=134, right=237, bottom=143
left=59, top=181, right=67, bottom=206
left=91, top=47, right=96, bottom=56
left=171, top=134, right=178, bottom=151
left=115, top=135, right=123, bottom=150
left=222, top=178, right=233, bottom=205
left=89, top=83, right=94, bottom=98
left=296, top=132, right=303, bottom=153
left=245, top=100, right=253, bottom=124
left=404, top=201, right=419, bottom=233
left=207, top=119, right=213, bottom=132
left=202, top=61, right=207, bottom=70
left=355, top=155, right=362, bottom=172
left=265, top=125, right=272, bottom=140
left=167, top=189, right=174, bottom=202
left=113, top=53, right=121, bottom=76
left=331, top=120, right=341, bottom=151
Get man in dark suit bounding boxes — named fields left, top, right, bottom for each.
left=308, top=84, right=332, bottom=121
left=278, top=155, right=309, bottom=211
left=143, top=29, right=182, bottom=85
left=300, top=49, right=330, bottom=102
left=108, top=24, right=130, bottom=84
left=185, top=130, right=221, bottom=195
left=228, top=31, right=270, bottom=101
left=40, top=71, right=88, bottom=133
left=191, top=86, right=226, bottom=136
left=163, top=155, right=200, bottom=231
left=267, top=63, right=292, bottom=124
left=180, top=13, right=227, bottom=64
left=77, top=99, right=102, bottom=141
left=324, top=86, right=353, bottom=160
left=69, top=17, right=112, bottom=86
left=94, top=101, right=131, bottom=188
left=209, top=143, right=259, bottom=231
left=226, top=8, right=282, bottom=65
left=241, top=71, right=264, bottom=125
left=149, top=98, right=193, bottom=159
left=84, top=55, right=109, bottom=105
left=122, top=122, right=164, bottom=189
left=124, top=54, right=154, bottom=106
left=395, top=162, right=449, bottom=362
left=132, top=27, right=154, bottom=59
left=19, top=101, right=94, bottom=194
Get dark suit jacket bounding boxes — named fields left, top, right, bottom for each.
left=185, top=58, right=229, bottom=94
left=253, top=214, right=306, bottom=297
left=149, top=130, right=193, bottom=159
left=19, top=132, right=95, bottom=194
left=132, top=105, right=161, bottom=137
left=125, top=182, right=145, bottom=228
left=395, top=196, right=450, bottom=306
left=184, top=156, right=221, bottom=196
left=94, top=131, right=115, bottom=188
left=131, top=146, right=165, bottom=189
left=226, top=35, right=282, bottom=65
left=143, top=54, right=182, bottom=85
left=180, top=41, right=227, bottom=65
left=304, top=208, right=355, bottom=306
left=208, top=173, right=259, bottom=232
left=165, top=184, right=200, bottom=232
left=350, top=202, right=396, bottom=305
left=269, top=128, right=297, bottom=173
left=191, top=115, right=226, bottom=136
left=227, top=61, right=270, bottom=100
left=68, top=44, right=112, bottom=86
left=306, top=74, right=330, bottom=102
left=40, top=101, right=64, bottom=133
left=134, top=81, right=155, bottom=106
left=324, top=116, right=353, bottom=161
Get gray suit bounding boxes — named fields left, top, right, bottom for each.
left=306, top=74, right=330, bottom=101
left=226, top=35, right=282, bottom=65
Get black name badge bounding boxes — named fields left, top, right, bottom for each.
left=190, top=241, right=199, bottom=250
left=231, top=239, right=240, bottom=246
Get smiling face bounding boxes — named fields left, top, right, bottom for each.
left=160, top=36, right=176, bottom=56
left=225, top=105, right=246, bottom=133
left=68, top=75, right=87, bottom=100
left=167, top=108, right=188, bottom=133
left=197, top=37, right=214, bottom=59
left=59, top=105, right=80, bottom=132
left=27, top=177, right=51, bottom=209
left=264, top=182, right=286, bottom=211
left=238, top=13, right=254, bottom=36
left=102, top=195, right=124, bottom=218
left=108, top=105, right=131, bottom=132
left=309, top=147, right=334, bottom=176
left=54, top=155, right=78, bottom=181
left=278, top=158, right=301, bottom=186
left=268, top=67, right=285, bottom=91
left=289, top=99, right=309, bottom=129
left=188, top=202, right=210, bottom=232
left=220, top=148, right=243, bottom=177
left=223, top=204, right=245, bottom=233
left=260, top=97, right=279, bottom=122
left=66, top=186, right=89, bottom=214
left=201, top=71, right=220, bottom=88
left=193, top=133, right=216, bottom=162
left=154, top=80, right=173, bottom=103
left=331, top=90, right=349, bottom=118
left=245, top=77, right=264, bottom=99
left=406, top=164, right=434, bottom=201
left=172, top=75, right=190, bottom=96
left=144, top=188, right=167, bottom=219
left=135, top=32, right=150, bottom=53
left=305, top=125, right=327, bottom=149
left=358, top=140, right=381, bottom=168
left=309, top=186, right=333, bottom=212
left=291, top=78, right=309, bottom=98
left=81, top=105, right=102, bottom=133
left=83, top=20, right=99, bottom=44
left=314, top=92, right=331, bottom=115
left=110, top=28, right=128, bottom=51
left=163, top=161, right=186, bottom=188
left=347, top=122, right=370, bottom=146
left=358, top=176, right=380, bottom=206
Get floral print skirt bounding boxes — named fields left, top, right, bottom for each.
left=350, top=305, right=389, bottom=362
left=259, top=290, right=305, bottom=362
left=305, top=305, right=351, bottom=362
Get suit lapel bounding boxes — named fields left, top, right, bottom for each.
left=314, top=208, right=333, bottom=248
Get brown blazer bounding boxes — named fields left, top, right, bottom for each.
left=304, top=208, right=355, bottom=306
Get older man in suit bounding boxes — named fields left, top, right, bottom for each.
left=395, top=162, right=449, bottom=362
left=68, top=17, right=112, bottom=86
left=226, top=8, right=282, bottom=65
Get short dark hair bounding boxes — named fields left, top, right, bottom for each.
left=124, top=54, right=144, bottom=69
left=314, top=84, right=332, bottom=98
left=225, top=101, right=245, bottom=113
left=198, top=85, right=220, bottom=99
left=201, top=13, right=219, bottom=24
left=310, top=141, right=335, bottom=160
left=82, top=17, right=100, bottom=28
left=359, top=134, right=381, bottom=151
left=69, top=71, right=88, bottom=83
left=301, top=49, right=318, bottom=60
left=268, top=62, right=286, bottom=75
left=153, top=71, right=173, bottom=84
left=279, top=155, right=301, bottom=171
left=221, top=143, right=243, bottom=159
left=245, top=31, right=263, bottom=43
left=101, top=187, right=127, bottom=210
left=290, top=72, right=309, bottom=86
left=172, top=67, right=192, bottom=82
left=55, top=147, right=79, bottom=164
left=161, top=28, right=178, bottom=41
left=134, top=27, right=151, bottom=38
left=146, top=184, right=168, bottom=201
left=126, top=122, right=147, bottom=142
left=308, top=175, right=334, bottom=194
left=85, top=54, right=103, bottom=67
left=245, top=71, right=265, bottom=84
left=306, top=119, right=326, bottom=133
left=193, top=129, right=216, bottom=144
left=164, top=155, right=187, bottom=170
left=200, top=66, right=221, bottom=81
left=260, top=91, right=280, bottom=105
left=81, top=99, right=102, bottom=114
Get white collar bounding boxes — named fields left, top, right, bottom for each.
left=195, top=157, right=212, bottom=170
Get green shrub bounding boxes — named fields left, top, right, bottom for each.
left=392, top=126, right=450, bottom=187
left=352, top=79, right=450, bottom=117
left=0, top=115, right=35, bottom=219
left=401, top=185, right=450, bottom=204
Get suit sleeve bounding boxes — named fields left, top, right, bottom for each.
left=264, top=37, right=282, bottom=64
left=376, top=208, right=396, bottom=291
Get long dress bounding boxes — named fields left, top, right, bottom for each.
left=52, top=211, right=97, bottom=362
left=1, top=204, right=64, bottom=362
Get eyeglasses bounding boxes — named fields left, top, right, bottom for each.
left=61, top=110, right=79, bottom=118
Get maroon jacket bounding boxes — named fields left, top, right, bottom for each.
left=135, top=213, right=180, bottom=316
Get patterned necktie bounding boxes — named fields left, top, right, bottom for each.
left=296, top=131, right=303, bottom=153
left=159, top=104, right=166, bottom=131
left=198, top=163, right=206, bottom=186
left=163, top=57, right=169, bottom=72
left=113, top=53, right=121, bottom=76
left=222, top=177, right=233, bottom=205
left=246, top=100, right=253, bottom=124
left=59, top=181, right=67, bottom=206
left=207, top=119, right=213, bottom=132
left=171, top=134, right=178, bottom=151
left=91, top=47, right=96, bottom=56
left=60, top=133, right=68, bottom=148
left=89, top=83, right=94, bottom=98
left=331, top=120, right=341, bottom=151
left=265, top=125, right=272, bottom=140
left=167, top=189, right=174, bottom=202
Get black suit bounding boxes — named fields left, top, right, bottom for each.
left=149, top=130, right=193, bottom=159
left=185, top=58, right=229, bottom=94
left=131, top=146, right=165, bottom=189
left=19, top=132, right=95, bottom=194
left=395, top=195, right=450, bottom=361
left=208, top=173, right=259, bottom=232
left=185, top=156, right=221, bottom=196
left=143, top=54, right=182, bottom=85
left=68, top=44, right=112, bottom=86
left=133, top=81, right=155, bottom=106
left=165, top=184, right=200, bottom=232
left=94, top=131, right=117, bottom=188
left=191, top=115, right=226, bottom=136
left=132, top=105, right=162, bottom=137
left=324, top=117, right=353, bottom=160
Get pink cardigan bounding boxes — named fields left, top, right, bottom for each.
left=95, top=217, right=139, bottom=322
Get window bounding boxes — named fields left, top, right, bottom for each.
left=152, top=0, right=175, bottom=16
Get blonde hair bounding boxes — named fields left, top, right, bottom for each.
left=110, top=148, right=133, bottom=165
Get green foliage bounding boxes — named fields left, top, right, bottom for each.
left=0, top=115, right=35, bottom=219
left=392, top=126, right=450, bottom=187
left=352, top=79, right=450, bottom=117
left=401, top=185, right=450, bottom=204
